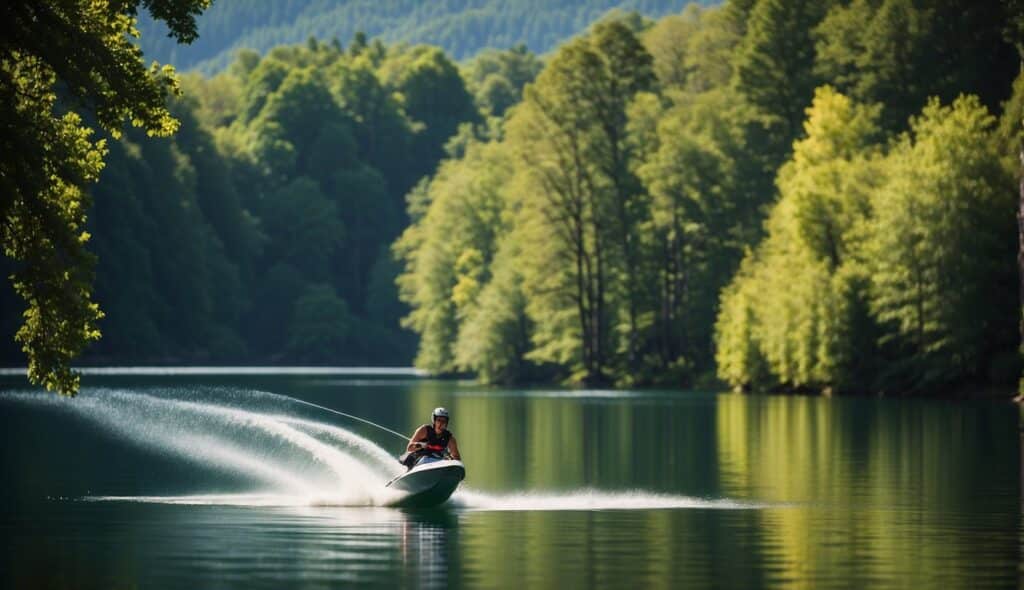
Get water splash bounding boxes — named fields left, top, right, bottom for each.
left=452, top=488, right=768, bottom=511
left=3, top=388, right=766, bottom=511
left=83, top=488, right=768, bottom=511
left=3, top=388, right=406, bottom=505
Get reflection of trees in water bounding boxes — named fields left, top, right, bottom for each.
left=393, top=386, right=1021, bottom=586
left=716, top=394, right=1019, bottom=588
left=438, top=390, right=719, bottom=493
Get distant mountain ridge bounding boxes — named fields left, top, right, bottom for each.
left=138, top=0, right=713, bottom=73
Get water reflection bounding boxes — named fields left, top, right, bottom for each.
left=398, top=509, right=458, bottom=589
left=1, top=374, right=1021, bottom=589
left=428, top=386, right=1020, bottom=588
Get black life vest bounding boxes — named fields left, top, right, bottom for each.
left=420, top=424, right=452, bottom=452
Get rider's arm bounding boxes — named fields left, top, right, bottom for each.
left=406, top=425, right=428, bottom=452
left=447, top=435, right=461, bottom=460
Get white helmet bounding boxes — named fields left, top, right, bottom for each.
left=431, top=407, right=450, bottom=423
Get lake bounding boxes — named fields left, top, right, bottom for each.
left=0, top=369, right=1020, bottom=588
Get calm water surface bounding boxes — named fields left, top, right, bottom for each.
left=0, top=369, right=1020, bottom=588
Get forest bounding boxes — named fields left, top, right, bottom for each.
left=2, top=0, right=1023, bottom=395
left=396, top=0, right=1023, bottom=393
left=136, top=0, right=708, bottom=73
left=0, top=31, right=542, bottom=369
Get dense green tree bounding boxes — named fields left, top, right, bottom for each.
left=0, top=0, right=209, bottom=393
left=387, top=1, right=1023, bottom=394
left=380, top=46, right=480, bottom=182
left=681, top=1, right=749, bottom=93
left=74, top=119, right=249, bottom=363
left=329, top=56, right=414, bottom=198
left=814, top=0, right=1018, bottom=133
left=453, top=239, right=534, bottom=383
left=714, top=87, right=884, bottom=391
left=722, top=0, right=834, bottom=256
left=463, top=45, right=543, bottom=117
left=287, top=283, right=352, bottom=362
left=586, top=20, right=656, bottom=375
left=180, top=72, right=242, bottom=128
left=247, top=262, right=306, bottom=355
left=996, top=69, right=1024, bottom=393
left=252, top=68, right=357, bottom=183
left=170, top=97, right=263, bottom=278
left=507, top=43, right=609, bottom=382
left=238, top=57, right=290, bottom=123
left=643, top=7, right=698, bottom=89
left=260, top=177, right=344, bottom=281
left=86, top=139, right=166, bottom=358
left=867, top=97, right=1016, bottom=389
left=715, top=254, right=771, bottom=389
left=502, top=21, right=654, bottom=384
left=634, top=93, right=737, bottom=382
left=716, top=90, right=1016, bottom=394
left=732, top=0, right=833, bottom=161
left=327, top=165, right=396, bottom=313
left=361, top=245, right=415, bottom=361
left=395, top=138, right=508, bottom=374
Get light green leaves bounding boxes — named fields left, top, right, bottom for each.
left=2, top=0, right=209, bottom=394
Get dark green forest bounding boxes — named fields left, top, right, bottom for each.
left=0, top=32, right=541, bottom=367
left=3, top=0, right=1024, bottom=396
left=137, top=0, right=711, bottom=74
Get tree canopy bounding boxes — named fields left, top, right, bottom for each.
left=2, top=29, right=518, bottom=387
left=396, top=0, right=1021, bottom=394
left=3, top=0, right=1021, bottom=397
left=0, top=0, right=210, bottom=393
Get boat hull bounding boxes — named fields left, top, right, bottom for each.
left=386, top=459, right=465, bottom=508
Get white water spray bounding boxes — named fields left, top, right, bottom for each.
left=2, top=387, right=767, bottom=511
left=4, top=388, right=406, bottom=505
left=450, top=488, right=770, bottom=511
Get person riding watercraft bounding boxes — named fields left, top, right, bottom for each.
left=387, top=407, right=466, bottom=506
left=400, top=407, right=460, bottom=469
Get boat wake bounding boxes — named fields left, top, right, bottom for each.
left=451, top=489, right=767, bottom=511
left=4, top=388, right=767, bottom=512
left=82, top=489, right=767, bottom=511
left=4, top=387, right=406, bottom=506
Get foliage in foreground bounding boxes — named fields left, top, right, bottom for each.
left=0, top=0, right=209, bottom=394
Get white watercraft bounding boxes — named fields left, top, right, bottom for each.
left=386, top=456, right=466, bottom=508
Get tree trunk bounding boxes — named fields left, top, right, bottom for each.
left=576, top=228, right=590, bottom=379
left=594, top=224, right=606, bottom=384
left=1018, top=146, right=1024, bottom=395
left=660, top=236, right=673, bottom=367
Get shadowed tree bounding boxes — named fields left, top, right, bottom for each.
left=867, top=97, right=1015, bottom=389
left=463, top=44, right=543, bottom=118
left=287, top=283, right=353, bottom=362
left=732, top=0, right=832, bottom=161
left=815, top=0, right=1018, bottom=133
left=0, top=0, right=210, bottom=393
